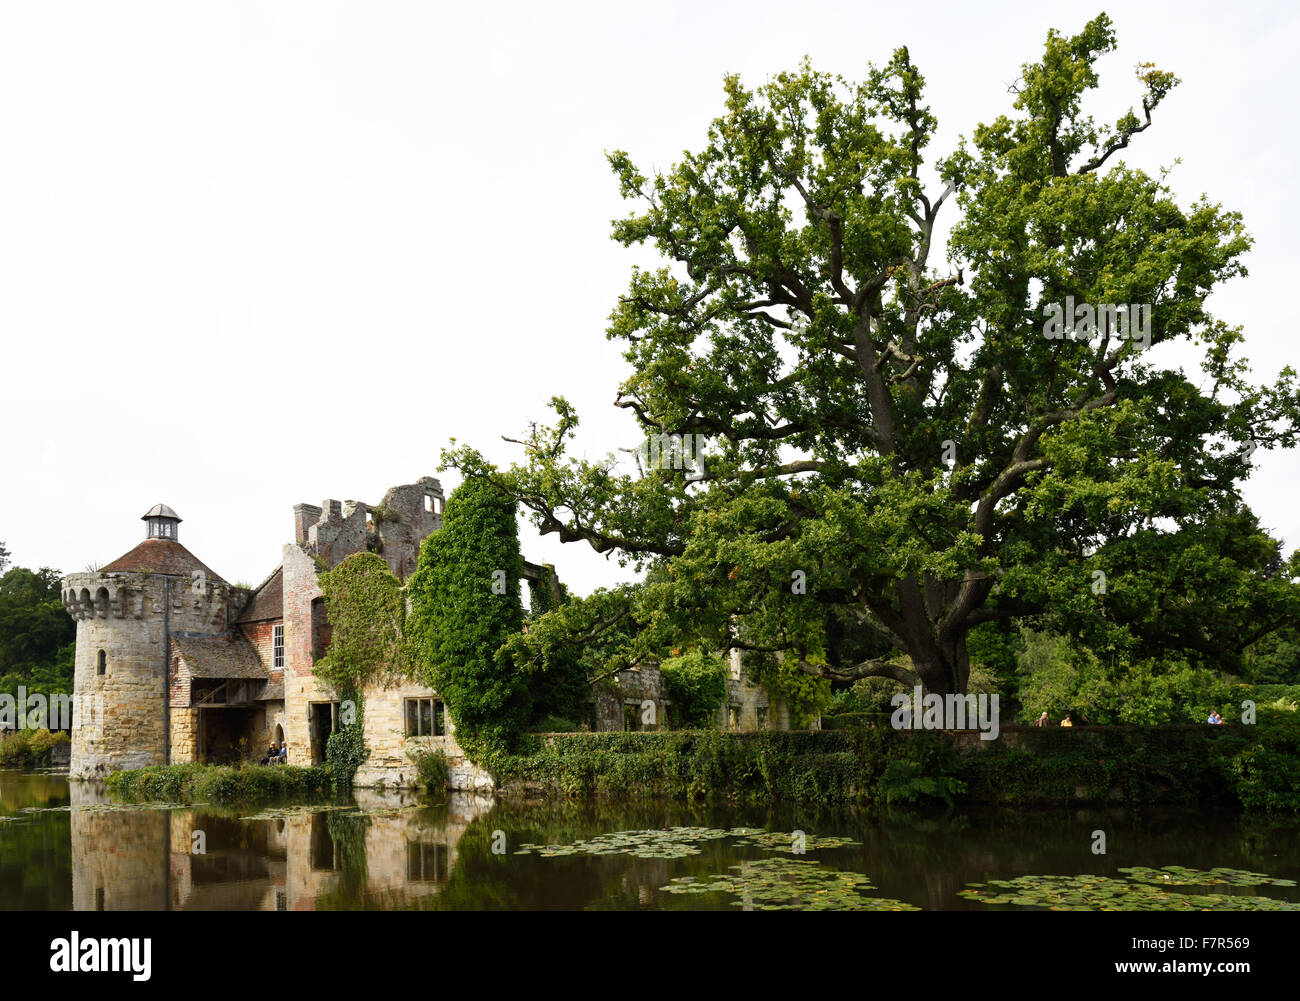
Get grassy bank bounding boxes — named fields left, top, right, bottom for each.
left=107, top=762, right=336, bottom=803
left=492, top=710, right=1300, bottom=811
left=0, top=729, right=69, bottom=768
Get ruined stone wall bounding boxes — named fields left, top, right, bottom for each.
left=293, top=476, right=445, bottom=579
left=372, top=478, right=444, bottom=579
left=592, top=666, right=666, bottom=731
left=717, top=649, right=789, bottom=730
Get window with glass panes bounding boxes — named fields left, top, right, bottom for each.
left=405, top=697, right=445, bottom=737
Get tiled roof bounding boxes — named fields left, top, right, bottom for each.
left=100, top=539, right=224, bottom=582
left=238, top=567, right=283, bottom=623
left=172, top=635, right=268, bottom=680
left=259, top=679, right=285, bottom=702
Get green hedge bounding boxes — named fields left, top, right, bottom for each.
left=961, top=727, right=1237, bottom=805
left=491, top=720, right=1300, bottom=811
left=495, top=730, right=870, bottom=804
left=106, top=763, right=335, bottom=803
left=820, top=712, right=891, bottom=731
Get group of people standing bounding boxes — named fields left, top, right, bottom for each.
left=1032, top=710, right=1227, bottom=726
left=1033, top=711, right=1073, bottom=727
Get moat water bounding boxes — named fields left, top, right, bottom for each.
left=3, top=768, right=1300, bottom=910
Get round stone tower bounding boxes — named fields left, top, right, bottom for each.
left=62, top=505, right=234, bottom=779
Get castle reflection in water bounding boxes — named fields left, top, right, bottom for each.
left=68, top=782, right=493, bottom=910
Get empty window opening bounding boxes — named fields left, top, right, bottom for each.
left=97, top=650, right=107, bottom=676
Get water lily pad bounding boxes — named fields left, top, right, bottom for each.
left=959, top=872, right=1300, bottom=911
left=1117, top=866, right=1298, bottom=888
left=240, top=804, right=354, bottom=821
left=514, top=826, right=861, bottom=860
left=662, top=857, right=918, bottom=911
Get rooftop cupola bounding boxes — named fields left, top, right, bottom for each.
left=142, top=503, right=182, bottom=542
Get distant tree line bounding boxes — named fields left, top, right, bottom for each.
left=0, top=540, right=76, bottom=703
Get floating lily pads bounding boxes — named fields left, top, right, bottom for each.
left=240, top=804, right=355, bottom=821
left=730, top=830, right=862, bottom=853
left=514, top=826, right=861, bottom=860
left=515, top=826, right=738, bottom=859
left=1117, top=866, right=1298, bottom=888
left=662, top=857, right=919, bottom=911
left=959, top=873, right=1300, bottom=911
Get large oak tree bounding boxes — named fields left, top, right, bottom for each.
left=449, top=14, right=1300, bottom=696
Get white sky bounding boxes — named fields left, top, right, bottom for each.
left=1, top=0, right=1296, bottom=595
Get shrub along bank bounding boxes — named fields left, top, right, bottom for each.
left=492, top=712, right=1300, bottom=812
left=99, top=711, right=1300, bottom=813
left=106, top=763, right=335, bottom=803
left=0, top=729, right=69, bottom=768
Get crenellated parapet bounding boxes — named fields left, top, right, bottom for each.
left=62, top=571, right=239, bottom=633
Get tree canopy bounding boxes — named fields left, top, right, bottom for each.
left=446, top=13, right=1300, bottom=696
left=0, top=562, right=75, bottom=699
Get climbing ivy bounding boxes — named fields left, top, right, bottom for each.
left=741, top=649, right=834, bottom=728
left=660, top=650, right=727, bottom=727
left=325, top=690, right=368, bottom=788
left=406, top=475, right=532, bottom=763
left=314, top=552, right=413, bottom=786
left=315, top=552, right=412, bottom=694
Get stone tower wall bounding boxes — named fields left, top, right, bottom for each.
left=61, top=571, right=238, bottom=778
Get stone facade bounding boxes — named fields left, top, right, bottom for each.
left=592, top=665, right=666, bottom=731
left=63, top=476, right=782, bottom=790
left=588, top=652, right=790, bottom=733
left=62, top=480, right=493, bottom=790
left=717, top=649, right=791, bottom=731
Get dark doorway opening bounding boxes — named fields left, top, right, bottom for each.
left=199, top=707, right=257, bottom=764
left=310, top=702, right=339, bottom=765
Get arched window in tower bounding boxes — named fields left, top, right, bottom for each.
left=97, top=650, right=107, bottom=676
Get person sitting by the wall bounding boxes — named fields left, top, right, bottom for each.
left=260, top=741, right=278, bottom=766
left=275, top=741, right=288, bottom=764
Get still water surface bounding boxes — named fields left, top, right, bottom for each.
left=3, top=769, right=1298, bottom=910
